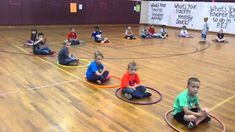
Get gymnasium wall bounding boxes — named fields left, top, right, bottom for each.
left=0, top=0, right=140, bottom=25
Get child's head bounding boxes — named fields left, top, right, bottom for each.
left=31, top=29, right=37, bottom=34
left=182, top=26, right=186, bottom=30
left=63, top=40, right=71, bottom=48
left=161, top=25, right=166, bottom=28
left=127, top=61, right=137, bottom=75
left=94, top=51, right=104, bottom=65
left=187, top=77, right=200, bottom=96
left=38, top=33, right=44, bottom=39
left=204, top=17, right=208, bottom=22
left=127, top=26, right=131, bottom=30
left=150, top=24, right=154, bottom=28
left=70, top=27, right=75, bottom=32
left=94, top=26, right=100, bottom=31
left=219, top=29, right=223, bottom=33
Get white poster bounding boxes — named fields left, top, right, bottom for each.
left=208, top=3, right=235, bottom=33
left=169, top=2, right=205, bottom=30
left=148, top=1, right=171, bottom=25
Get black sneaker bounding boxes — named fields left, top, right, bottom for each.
left=143, top=92, right=152, bottom=97
left=203, top=116, right=211, bottom=123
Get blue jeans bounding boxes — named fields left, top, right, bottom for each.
left=122, top=85, right=146, bottom=98
left=201, top=33, right=207, bottom=40
left=59, top=57, right=77, bottom=65
left=34, top=47, right=51, bottom=55
left=70, top=39, right=80, bottom=45
left=88, top=70, right=109, bottom=83
left=125, top=35, right=135, bottom=39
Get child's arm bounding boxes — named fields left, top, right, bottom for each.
left=34, top=38, right=43, bottom=45
left=183, top=107, right=206, bottom=117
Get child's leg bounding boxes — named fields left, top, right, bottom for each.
left=191, top=108, right=209, bottom=126
left=136, top=85, right=152, bottom=97
left=88, top=73, right=107, bottom=84
left=122, top=87, right=143, bottom=98
left=101, top=70, right=109, bottom=83
left=95, top=39, right=102, bottom=43
left=141, top=34, right=147, bottom=38
left=35, top=48, right=49, bottom=55
left=64, top=58, right=78, bottom=65
left=135, top=85, right=146, bottom=94
left=130, top=35, right=136, bottom=39
left=201, top=34, right=206, bottom=41
left=103, top=38, right=109, bottom=43
left=71, top=39, right=80, bottom=45
left=174, top=111, right=191, bottom=125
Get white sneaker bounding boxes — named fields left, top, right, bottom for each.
left=124, top=93, right=132, bottom=100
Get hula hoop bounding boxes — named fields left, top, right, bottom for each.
left=84, top=75, right=121, bottom=88
left=30, top=51, right=56, bottom=57
left=164, top=110, right=226, bottom=132
left=115, top=87, right=162, bottom=105
left=57, top=58, right=90, bottom=68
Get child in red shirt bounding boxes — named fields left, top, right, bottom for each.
left=67, top=27, right=80, bottom=45
left=120, top=61, right=151, bottom=100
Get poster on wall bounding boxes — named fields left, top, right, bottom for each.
left=169, top=2, right=205, bottom=30
left=208, top=3, right=235, bottom=33
left=141, top=1, right=235, bottom=34
left=148, top=1, right=171, bottom=25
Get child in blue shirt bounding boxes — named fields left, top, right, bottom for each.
left=141, top=25, right=151, bottom=38
left=201, top=17, right=209, bottom=42
left=86, top=51, right=110, bottom=84
left=91, top=26, right=109, bottom=44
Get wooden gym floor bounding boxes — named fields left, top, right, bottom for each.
left=0, top=25, right=234, bottom=132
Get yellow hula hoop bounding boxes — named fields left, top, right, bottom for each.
left=84, top=75, right=121, bottom=88
left=57, top=58, right=90, bottom=68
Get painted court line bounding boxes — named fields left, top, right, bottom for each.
left=0, top=90, right=19, bottom=96
left=12, top=43, right=166, bottom=125
left=209, top=93, right=235, bottom=112
left=24, top=79, right=80, bottom=90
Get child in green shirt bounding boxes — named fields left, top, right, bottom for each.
left=173, top=77, right=211, bottom=129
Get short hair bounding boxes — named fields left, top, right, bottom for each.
left=38, top=33, right=44, bottom=36
left=182, top=26, right=186, bottom=29
left=187, top=77, right=200, bottom=86
left=94, top=26, right=99, bottom=30
left=204, top=17, right=208, bottom=22
left=31, top=29, right=37, bottom=32
left=162, top=25, right=166, bottom=28
left=94, top=51, right=103, bottom=59
left=63, top=40, right=71, bottom=46
left=127, top=61, right=137, bottom=70
left=70, top=27, right=75, bottom=30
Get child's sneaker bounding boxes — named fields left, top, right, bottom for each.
left=203, top=116, right=211, bottom=123
left=96, top=80, right=102, bottom=84
left=143, top=92, right=152, bottom=97
left=124, top=93, right=132, bottom=100
left=187, top=122, right=196, bottom=129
